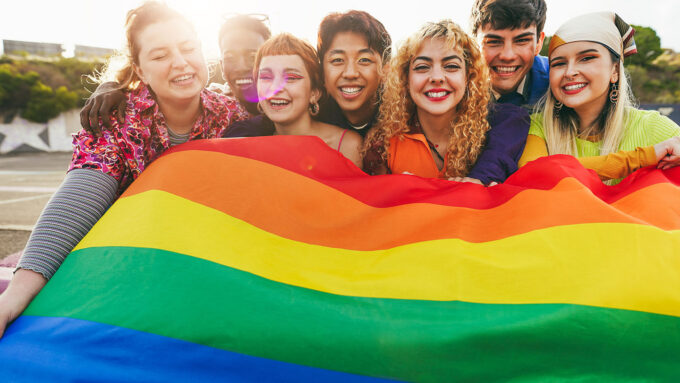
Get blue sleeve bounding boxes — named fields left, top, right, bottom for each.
left=467, top=103, right=530, bottom=184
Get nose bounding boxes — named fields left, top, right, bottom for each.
left=170, top=50, right=189, bottom=69
left=498, top=42, right=515, bottom=61
left=262, top=75, right=286, bottom=99
left=565, top=61, right=579, bottom=78
left=342, top=61, right=359, bottom=79
left=235, top=55, right=250, bottom=71
left=430, top=65, right=444, bottom=84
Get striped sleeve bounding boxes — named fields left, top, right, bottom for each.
left=16, top=169, right=119, bottom=280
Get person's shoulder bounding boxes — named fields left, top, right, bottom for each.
left=202, top=88, right=240, bottom=107
left=489, top=102, right=530, bottom=123
left=224, top=115, right=273, bottom=138
left=533, top=55, right=549, bottom=72
left=527, top=112, right=546, bottom=138
left=628, top=108, right=680, bottom=136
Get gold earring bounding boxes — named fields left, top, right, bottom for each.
left=609, top=82, right=619, bottom=104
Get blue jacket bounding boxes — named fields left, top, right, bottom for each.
left=526, top=55, right=550, bottom=107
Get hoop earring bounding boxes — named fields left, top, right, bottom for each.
left=309, top=101, right=320, bottom=116
left=554, top=100, right=563, bottom=116
left=609, top=82, right=619, bottom=104
left=257, top=101, right=264, bottom=114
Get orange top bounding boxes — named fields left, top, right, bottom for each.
left=388, top=133, right=447, bottom=178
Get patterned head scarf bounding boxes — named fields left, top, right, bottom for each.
left=548, top=12, right=637, bottom=59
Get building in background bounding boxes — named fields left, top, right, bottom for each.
left=2, top=39, right=63, bottom=57
left=74, top=44, right=114, bottom=59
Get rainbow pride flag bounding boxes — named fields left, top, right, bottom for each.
left=1, top=136, right=679, bottom=381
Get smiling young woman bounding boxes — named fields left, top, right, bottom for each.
left=519, top=12, right=680, bottom=183
left=362, top=20, right=529, bottom=184
left=225, top=33, right=363, bottom=168
left=0, top=1, right=247, bottom=338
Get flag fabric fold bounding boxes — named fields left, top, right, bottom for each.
left=1, top=136, right=679, bottom=382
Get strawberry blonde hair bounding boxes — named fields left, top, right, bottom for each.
left=364, top=20, right=491, bottom=178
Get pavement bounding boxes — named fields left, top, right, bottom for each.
left=0, top=151, right=71, bottom=261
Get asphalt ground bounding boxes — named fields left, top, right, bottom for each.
left=0, top=152, right=71, bottom=261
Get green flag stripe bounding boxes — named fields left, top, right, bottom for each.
left=26, top=247, right=680, bottom=382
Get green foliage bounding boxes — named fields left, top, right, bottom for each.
left=540, top=35, right=550, bottom=57
left=21, top=85, right=79, bottom=123
left=0, top=55, right=101, bottom=123
left=626, top=25, right=663, bottom=68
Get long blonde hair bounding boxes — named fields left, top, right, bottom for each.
left=539, top=55, right=635, bottom=156
left=363, top=20, right=491, bottom=178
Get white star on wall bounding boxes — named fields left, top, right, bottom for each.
left=0, top=118, right=50, bottom=153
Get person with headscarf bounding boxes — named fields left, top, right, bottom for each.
left=518, top=12, right=680, bottom=182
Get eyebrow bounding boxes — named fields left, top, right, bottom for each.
left=257, top=67, right=303, bottom=74
left=328, top=48, right=374, bottom=55
left=549, top=49, right=600, bottom=64
left=147, top=47, right=168, bottom=55
left=413, top=55, right=462, bottom=63
left=513, top=32, right=535, bottom=40
left=483, top=32, right=534, bottom=40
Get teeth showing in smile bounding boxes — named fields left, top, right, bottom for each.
left=494, top=66, right=519, bottom=73
left=172, top=74, right=193, bottom=82
left=269, top=99, right=289, bottom=106
left=340, top=87, right=362, bottom=95
left=564, top=84, right=586, bottom=91
left=235, top=78, right=253, bottom=86
left=426, top=91, right=448, bottom=98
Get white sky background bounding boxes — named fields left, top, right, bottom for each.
left=1, top=0, right=679, bottom=60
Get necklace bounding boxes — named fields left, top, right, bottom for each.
left=349, top=122, right=369, bottom=130
left=414, top=117, right=445, bottom=164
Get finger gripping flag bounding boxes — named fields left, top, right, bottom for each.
left=1, top=136, right=679, bottom=382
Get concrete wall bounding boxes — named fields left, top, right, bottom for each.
left=0, top=110, right=80, bottom=154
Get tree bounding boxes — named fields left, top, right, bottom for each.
left=625, top=25, right=662, bottom=67
left=540, top=35, right=550, bottom=57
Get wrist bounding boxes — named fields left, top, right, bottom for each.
left=654, top=142, right=667, bottom=162
left=3, top=269, right=47, bottom=305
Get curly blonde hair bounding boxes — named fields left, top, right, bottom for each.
left=363, top=20, right=491, bottom=178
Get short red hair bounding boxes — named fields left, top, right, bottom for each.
left=253, top=33, right=322, bottom=91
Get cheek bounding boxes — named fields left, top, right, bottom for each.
left=481, top=47, right=497, bottom=63
left=323, top=65, right=338, bottom=83
left=362, top=67, right=381, bottom=89
left=140, top=62, right=164, bottom=84
left=519, top=46, right=537, bottom=62
left=408, top=74, right=421, bottom=99
left=257, top=82, right=267, bottom=98
left=549, top=70, right=563, bottom=90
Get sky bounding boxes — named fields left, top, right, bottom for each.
left=2, top=0, right=679, bottom=59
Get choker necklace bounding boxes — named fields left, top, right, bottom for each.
left=350, top=122, right=369, bottom=130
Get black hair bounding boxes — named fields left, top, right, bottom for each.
left=317, top=10, right=392, bottom=64
left=218, top=15, right=271, bottom=47
left=470, top=0, right=547, bottom=37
